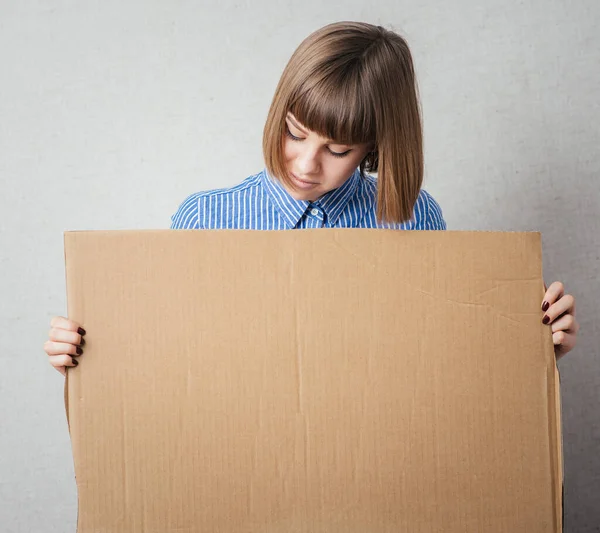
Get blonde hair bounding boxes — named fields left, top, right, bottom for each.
left=263, top=21, right=423, bottom=224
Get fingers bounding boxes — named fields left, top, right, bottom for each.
left=542, top=294, right=575, bottom=325
left=44, top=341, right=83, bottom=356
left=45, top=316, right=86, bottom=376
left=48, top=354, right=78, bottom=373
left=541, top=281, right=565, bottom=310
left=44, top=340, right=82, bottom=375
left=550, top=313, right=580, bottom=335
left=48, top=326, right=83, bottom=347
left=541, top=282, right=578, bottom=359
left=50, top=316, right=86, bottom=335
left=553, top=332, right=577, bottom=360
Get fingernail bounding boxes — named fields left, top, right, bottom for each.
left=78, top=327, right=86, bottom=336
left=542, top=301, right=550, bottom=312
left=542, top=315, right=550, bottom=325
left=72, top=358, right=79, bottom=366
left=79, top=338, right=85, bottom=346
left=76, top=347, right=83, bottom=355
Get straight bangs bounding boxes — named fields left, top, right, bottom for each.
left=288, top=65, right=376, bottom=147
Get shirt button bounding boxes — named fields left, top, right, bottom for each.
left=310, top=208, right=319, bottom=216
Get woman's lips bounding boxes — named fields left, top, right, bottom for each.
left=291, top=173, right=318, bottom=189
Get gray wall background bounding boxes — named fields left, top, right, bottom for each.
left=1, top=1, right=598, bottom=531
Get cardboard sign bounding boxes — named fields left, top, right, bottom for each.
left=64, top=229, right=562, bottom=532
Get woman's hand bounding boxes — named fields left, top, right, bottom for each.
left=541, top=281, right=579, bottom=360
left=44, top=316, right=86, bottom=376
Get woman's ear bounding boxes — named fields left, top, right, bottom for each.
left=361, top=144, right=379, bottom=173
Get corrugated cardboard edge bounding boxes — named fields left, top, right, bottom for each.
left=63, top=231, right=71, bottom=431
left=63, top=232, right=79, bottom=531
left=547, top=363, right=564, bottom=533
left=537, top=230, right=564, bottom=533
left=555, top=365, right=564, bottom=532
left=542, top=234, right=564, bottom=533
left=63, top=232, right=73, bottom=431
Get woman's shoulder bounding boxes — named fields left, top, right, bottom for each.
left=413, top=188, right=446, bottom=230
left=170, top=171, right=264, bottom=229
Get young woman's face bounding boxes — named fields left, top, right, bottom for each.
left=283, top=113, right=372, bottom=201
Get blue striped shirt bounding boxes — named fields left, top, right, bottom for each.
left=170, top=168, right=446, bottom=230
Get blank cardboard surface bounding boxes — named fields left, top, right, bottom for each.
left=64, top=230, right=561, bottom=532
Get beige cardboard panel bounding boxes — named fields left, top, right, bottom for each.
left=65, top=230, right=560, bottom=533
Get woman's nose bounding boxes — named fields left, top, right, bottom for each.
left=296, top=148, right=320, bottom=174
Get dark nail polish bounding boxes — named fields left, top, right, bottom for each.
left=542, top=315, right=550, bottom=325
left=78, top=327, right=86, bottom=336
left=72, top=358, right=78, bottom=366
left=542, top=301, right=549, bottom=312
left=76, top=347, right=83, bottom=355
left=79, top=337, right=86, bottom=346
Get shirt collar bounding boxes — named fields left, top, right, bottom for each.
left=261, top=168, right=361, bottom=228
left=318, top=168, right=361, bottom=225
left=261, top=170, right=310, bottom=228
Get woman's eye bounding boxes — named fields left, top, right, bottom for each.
left=285, top=126, right=302, bottom=141
left=285, top=124, right=351, bottom=158
left=328, top=148, right=351, bottom=158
